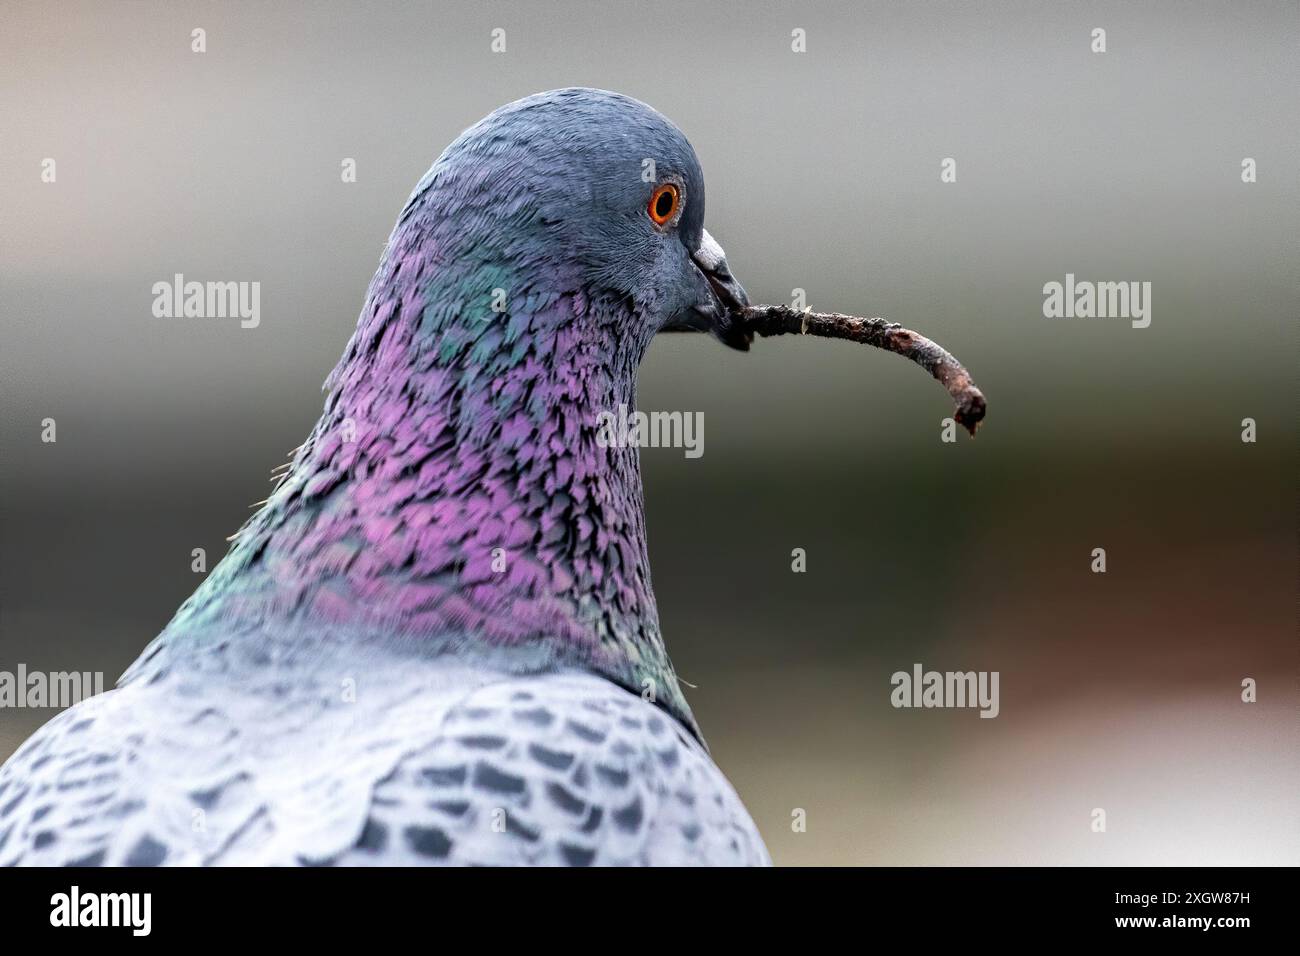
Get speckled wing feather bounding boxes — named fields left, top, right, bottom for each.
left=0, top=631, right=484, bottom=866
left=331, top=673, right=769, bottom=866
left=0, top=635, right=767, bottom=867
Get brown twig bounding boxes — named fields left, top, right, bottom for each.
left=735, top=305, right=987, bottom=436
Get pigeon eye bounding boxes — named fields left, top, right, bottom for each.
left=648, top=183, right=680, bottom=226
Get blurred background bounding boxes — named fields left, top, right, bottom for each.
left=1, top=0, right=1296, bottom=864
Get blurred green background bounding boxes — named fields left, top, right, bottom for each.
left=2, top=0, right=1296, bottom=864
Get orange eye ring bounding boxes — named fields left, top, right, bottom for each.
left=648, top=183, right=680, bottom=226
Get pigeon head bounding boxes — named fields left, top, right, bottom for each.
left=157, top=89, right=747, bottom=739
left=397, top=87, right=751, bottom=353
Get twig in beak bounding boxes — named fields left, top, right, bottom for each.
left=735, top=305, right=987, bottom=436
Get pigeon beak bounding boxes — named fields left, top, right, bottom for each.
left=666, top=230, right=753, bottom=351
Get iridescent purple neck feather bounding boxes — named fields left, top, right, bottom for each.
left=134, top=90, right=721, bottom=735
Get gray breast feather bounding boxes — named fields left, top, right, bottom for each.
left=0, top=664, right=769, bottom=867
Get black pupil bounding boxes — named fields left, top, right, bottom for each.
left=655, top=189, right=674, bottom=218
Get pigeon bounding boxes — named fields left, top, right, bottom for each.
left=0, top=89, right=771, bottom=866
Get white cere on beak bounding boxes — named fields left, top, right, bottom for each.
left=692, top=229, right=727, bottom=272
